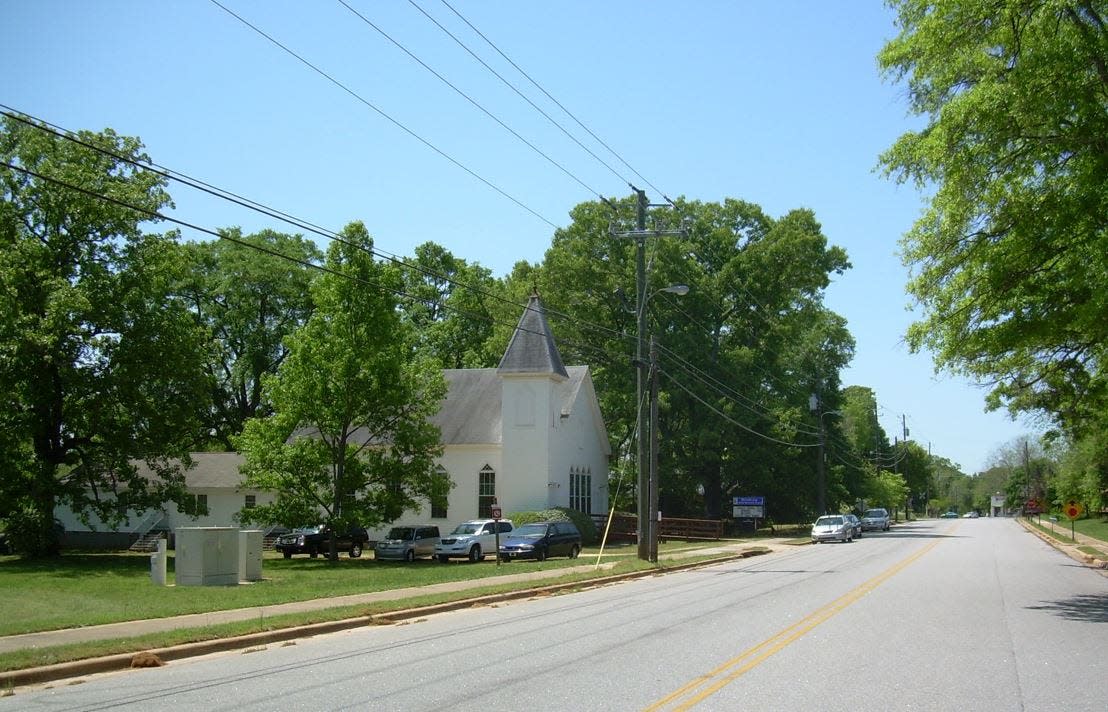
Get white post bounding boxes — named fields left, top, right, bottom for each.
left=150, top=538, right=167, bottom=586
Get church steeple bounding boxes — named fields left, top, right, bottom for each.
left=497, top=293, right=569, bottom=380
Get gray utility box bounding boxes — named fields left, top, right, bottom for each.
left=239, top=529, right=263, bottom=582
left=175, top=527, right=240, bottom=586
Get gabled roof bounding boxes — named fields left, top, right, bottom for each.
left=497, top=293, right=569, bottom=380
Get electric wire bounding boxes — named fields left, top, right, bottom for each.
left=337, top=0, right=606, bottom=201
left=0, top=159, right=620, bottom=370
left=0, top=107, right=633, bottom=353
left=400, top=0, right=635, bottom=193
left=436, top=0, right=674, bottom=204
left=659, top=370, right=819, bottom=449
left=206, top=0, right=559, bottom=230
left=3, top=111, right=852, bottom=463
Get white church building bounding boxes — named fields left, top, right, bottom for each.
left=55, top=294, right=612, bottom=544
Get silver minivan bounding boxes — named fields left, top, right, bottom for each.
left=374, top=525, right=441, bottom=562
left=860, top=508, right=890, bottom=532
left=435, top=519, right=514, bottom=562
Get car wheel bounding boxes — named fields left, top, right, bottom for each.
left=568, top=544, right=580, bottom=559
left=499, top=554, right=510, bottom=563
left=405, top=549, right=415, bottom=563
left=282, top=551, right=292, bottom=559
left=437, top=554, right=449, bottom=563
left=534, top=547, right=547, bottom=562
left=468, top=545, right=481, bottom=563
left=350, top=543, right=362, bottom=558
left=309, top=549, right=319, bottom=559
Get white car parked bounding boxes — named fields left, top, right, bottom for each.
left=434, top=519, right=514, bottom=562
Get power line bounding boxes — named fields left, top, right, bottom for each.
left=405, top=0, right=634, bottom=192
left=659, top=369, right=819, bottom=449
left=3, top=112, right=842, bottom=460
left=436, top=0, right=673, bottom=204
left=337, top=0, right=605, bottom=201
left=0, top=107, right=635, bottom=353
left=206, top=0, right=559, bottom=230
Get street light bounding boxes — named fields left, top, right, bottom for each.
left=643, top=284, right=689, bottom=562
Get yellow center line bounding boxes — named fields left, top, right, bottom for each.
left=646, top=527, right=954, bottom=711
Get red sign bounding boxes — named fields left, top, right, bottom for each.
left=491, top=506, right=502, bottom=520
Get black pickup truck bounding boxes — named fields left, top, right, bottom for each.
left=275, top=524, right=369, bottom=559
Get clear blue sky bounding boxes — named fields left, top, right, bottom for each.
left=2, top=1, right=1035, bottom=474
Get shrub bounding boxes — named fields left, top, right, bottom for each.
left=505, top=507, right=597, bottom=545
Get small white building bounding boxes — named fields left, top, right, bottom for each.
left=56, top=294, right=611, bottom=543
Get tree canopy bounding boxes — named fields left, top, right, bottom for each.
left=879, top=0, right=1108, bottom=436
left=525, top=195, right=853, bottom=521
left=179, top=228, right=322, bottom=449
left=0, top=115, right=210, bottom=556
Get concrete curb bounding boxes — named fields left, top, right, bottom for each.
left=1018, top=519, right=1108, bottom=572
left=1, top=546, right=772, bottom=689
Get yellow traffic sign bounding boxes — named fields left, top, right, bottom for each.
left=1063, top=500, right=1084, bottom=520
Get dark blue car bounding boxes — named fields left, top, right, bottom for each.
left=498, top=521, right=581, bottom=562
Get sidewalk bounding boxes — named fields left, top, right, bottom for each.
left=0, top=539, right=793, bottom=658
left=1020, top=517, right=1108, bottom=570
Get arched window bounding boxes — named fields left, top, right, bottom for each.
left=569, top=466, right=591, bottom=514
left=432, top=466, right=449, bottom=519
left=478, top=465, right=496, bottom=518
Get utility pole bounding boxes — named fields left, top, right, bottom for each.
left=810, top=393, right=826, bottom=515
left=901, top=414, right=910, bottom=520
left=648, top=336, right=660, bottom=562
left=611, top=188, right=684, bottom=562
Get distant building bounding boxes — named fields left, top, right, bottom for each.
left=55, top=294, right=611, bottom=545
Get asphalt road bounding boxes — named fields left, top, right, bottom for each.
left=5, top=518, right=1105, bottom=711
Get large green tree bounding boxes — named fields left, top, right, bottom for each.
left=0, top=116, right=210, bottom=556
left=179, top=229, right=322, bottom=449
left=237, top=223, right=448, bottom=559
left=880, top=1, right=1108, bottom=435
left=527, top=195, right=852, bottom=522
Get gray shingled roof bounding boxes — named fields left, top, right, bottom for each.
left=497, top=293, right=569, bottom=379
left=431, top=365, right=592, bottom=445
left=433, top=368, right=503, bottom=444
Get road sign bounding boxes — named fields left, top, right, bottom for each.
left=732, top=496, right=765, bottom=519
left=1063, top=500, right=1084, bottom=520
left=491, top=506, right=502, bottom=520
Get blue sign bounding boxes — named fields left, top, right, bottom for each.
left=733, top=496, right=765, bottom=506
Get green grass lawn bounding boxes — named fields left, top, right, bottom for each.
left=1031, top=514, right=1108, bottom=544
left=1072, top=515, right=1108, bottom=543
left=0, top=539, right=734, bottom=637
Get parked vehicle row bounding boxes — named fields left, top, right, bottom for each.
left=810, top=508, right=891, bottom=544
left=372, top=518, right=586, bottom=563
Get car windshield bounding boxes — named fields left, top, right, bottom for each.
left=816, top=516, right=843, bottom=526
left=293, top=525, right=323, bottom=534
left=450, top=523, right=482, bottom=535
left=863, top=510, right=885, bottom=518
left=512, top=524, right=549, bottom=538
left=387, top=528, right=414, bottom=540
